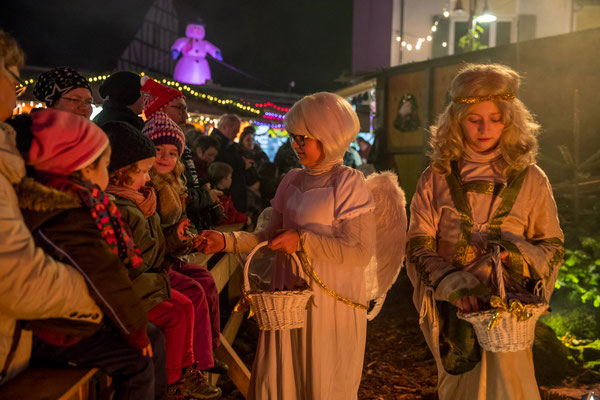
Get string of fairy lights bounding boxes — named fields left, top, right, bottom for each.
left=394, top=8, right=450, bottom=51
left=18, top=72, right=290, bottom=126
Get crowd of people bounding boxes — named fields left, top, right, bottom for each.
left=1, top=27, right=565, bottom=400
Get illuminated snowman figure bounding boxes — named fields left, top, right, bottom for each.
left=171, top=23, right=222, bottom=85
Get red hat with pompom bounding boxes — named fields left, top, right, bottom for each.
left=140, top=77, right=184, bottom=119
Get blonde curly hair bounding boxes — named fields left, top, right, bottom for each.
left=429, top=64, right=540, bottom=176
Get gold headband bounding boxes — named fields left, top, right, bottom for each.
left=452, top=93, right=515, bottom=104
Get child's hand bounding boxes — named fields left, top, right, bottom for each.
left=456, top=296, right=480, bottom=313
left=268, top=230, right=299, bottom=254
left=209, top=188, right=223, bottom=203
left=177, top=218, right=191, bottom=241
left=142, top=343, right=153, bottom=358
left=195, top=230, right=226, bottom=253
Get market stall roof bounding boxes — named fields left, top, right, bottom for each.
left=334, top=78, right=376, bottom=99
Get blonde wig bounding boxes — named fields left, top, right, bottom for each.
left=284, top=92, right=360, bottom=166
left=429, top=64, right=540, bottom=176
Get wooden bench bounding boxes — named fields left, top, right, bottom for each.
left=0, top=368, right=103, bottom=400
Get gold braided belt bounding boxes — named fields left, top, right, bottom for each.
left=297, top=233, right=368, bottom=311
left=452, top=93, right=515, bottom=104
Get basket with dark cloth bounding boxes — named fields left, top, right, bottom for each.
left=457, top=245, right=548, bottom=352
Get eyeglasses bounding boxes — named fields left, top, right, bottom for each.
left=167, top=104, right=187, bottom=113
left=61, top=96, right=94, bottom=107
left=6, top=69, right=27, bottom=98
left=289, top=133, right=309, bottom=147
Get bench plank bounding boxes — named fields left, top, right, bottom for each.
left=0, top=368, right=98, bottom=400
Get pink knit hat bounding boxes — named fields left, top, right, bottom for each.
left=140, top=77, right=184, bottom=119
left=142, top=111, right=186, bottom=156
left=28, top=109, right=109, bottom=175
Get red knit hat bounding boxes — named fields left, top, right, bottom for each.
left=142, top=112, right=186, bottom=156
left=28, top=109, right=109, bottom=175
left=140, top=77, right=184, bottom=118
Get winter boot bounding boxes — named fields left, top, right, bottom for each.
left=181, top=365, right=222, bottom=400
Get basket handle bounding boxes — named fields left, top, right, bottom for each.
left=491, top=244, right=506, bottom=301
left=242, top=241, right=303, bottom=292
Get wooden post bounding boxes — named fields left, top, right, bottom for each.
left=214, top=334, right=251, bottom=399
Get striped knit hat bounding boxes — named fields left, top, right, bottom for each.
left=142, top=112, right=185, bottom=156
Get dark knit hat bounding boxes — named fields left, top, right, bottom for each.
left=33, top=66, right=92, bottom=107
left=99, top=71, right=142, bottom=105
left=101, top=121, right=156, bottom=172
left=142, top=112, right=185, bottom=156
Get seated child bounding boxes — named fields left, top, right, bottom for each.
left=16, top=109, right=165, bottom=399
left=208, top=161, right=251, bottom=226
left=102, top=121, right=221, bottom=400
left=143, top=113, right=226, bottom=372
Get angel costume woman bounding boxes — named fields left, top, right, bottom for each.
left=199, top=92, right=376, bottom=399
left=406, top=64, right=564, bottom=399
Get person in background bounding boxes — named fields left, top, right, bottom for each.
left=208, top=162, right=251, bottom=226
left=190, top=135, right=220, bottom=183
left=0, top=29, right=103, bottom=388
left=93, top=71, right=145, bottom=130
left=406, top=64, right=564, bottom=400
left=273, top=136, right=301, bottom=177
left=239, top=126, right=269, bottom=168
left=210, top=114, right=248, bottom=212
left=32, top=66, right=93, bottom=119
left=356, top=136, right=371, bottom=164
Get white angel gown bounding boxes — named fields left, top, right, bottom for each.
left=227, top=165, right=376, bottom=400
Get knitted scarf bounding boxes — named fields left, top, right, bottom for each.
left=38, top=173, right=143, bottom=268
left=106, top=184, right=157, bottom=218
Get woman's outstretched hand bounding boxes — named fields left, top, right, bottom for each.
left=268, top=230, right=299, bottom=254
left=194, top=230, right=226, bottom=253
left=456, top=296, right=480, bottom=313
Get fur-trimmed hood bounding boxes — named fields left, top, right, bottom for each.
left=15, top=177, right=81, bottom=231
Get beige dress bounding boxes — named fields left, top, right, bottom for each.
left=406, top=147, right=564, bottom=400
left=225, top=165, right=376, bottom=400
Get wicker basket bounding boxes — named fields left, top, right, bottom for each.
left=243, top=242, right=313, bottom=330
left=457, top=246, right=548, bottom=352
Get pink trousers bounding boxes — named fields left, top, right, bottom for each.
left=172, top=262, right=221, bottom=349
left=148, top=289, right=194, bottom=385
left=169, top=268, right=215, bottom=370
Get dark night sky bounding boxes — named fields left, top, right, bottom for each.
left=0, top=0, right=354, bottom=95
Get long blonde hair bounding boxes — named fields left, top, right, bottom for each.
left=429, top=64, right=539, bottom=176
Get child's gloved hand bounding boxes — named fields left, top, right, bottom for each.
left=177, top=218, right=191, bottom=241
left=268, top=230, right=299, bottom=254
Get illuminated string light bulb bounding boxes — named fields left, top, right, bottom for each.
left=407, top=44, right=413, bottom=51
left=401, top=41, right=406, bottom=47
left=442, top=41, right=448, bottom=47
left=432, top=25, right=437, bottom=32
left=427, top=35, right=432, bottom=41
left=395, top=36, right=401, bottom=42
left=443, top=9, right=450, bottom=17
